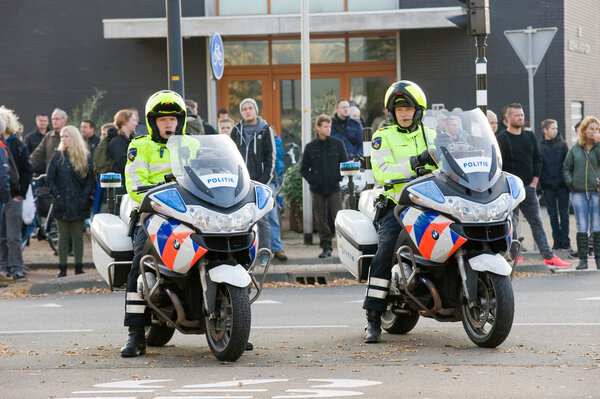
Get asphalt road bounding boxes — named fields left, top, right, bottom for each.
left=0, top=272, right=598, bottom=398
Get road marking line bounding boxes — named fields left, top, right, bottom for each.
left=73, top=390, right=154, bottom=394
left=253, top=299, right=281, bottom=304
left=0, top=329, right=93, bottom=334
left=23, top=303, right=62, bottom=308
left=577, top=296, right=600, bottom=301
left=173, top=389, right=268, bottom=392
left=252, top=325, right=348, bottom=329
left=514, top=322, right=600, bottom=326
left=157, top=396, right=253, bottom=399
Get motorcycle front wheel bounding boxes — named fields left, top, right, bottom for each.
left=460, top=272, right=514, bottom=348
left=205, top=284, right=251, bottom=361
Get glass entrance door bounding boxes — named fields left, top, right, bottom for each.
left=218, top=73, right=272, bottom=125
left=277, top=77, right=340, bottom=145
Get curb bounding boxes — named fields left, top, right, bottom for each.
left=28, top=275, right=109, bottom=295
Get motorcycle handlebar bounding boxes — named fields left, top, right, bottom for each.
left=384, top=168, right=432, bottom=189
left=132, top=183, right=160, bottom=193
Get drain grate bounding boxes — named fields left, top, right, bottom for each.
left=289, top=272, right=330, bottom=285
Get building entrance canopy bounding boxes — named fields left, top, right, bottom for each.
left=103, top=7, right=464, bottom=39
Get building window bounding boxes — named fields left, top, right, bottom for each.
left=218, top=0, right=268, bottom=15
left=224, top=41, right=269, bottom=65
left=348, top=37, right=396, bottom=62
left=270, top=0, right=344, bottom=13
left=347, top=0, right=398, bottom=11
left=571, top=101, right=584, bottom=142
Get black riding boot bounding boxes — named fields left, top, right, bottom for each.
left=593, top=232, right=600, bottom=270
left=576, top=232, right=588, bottom=270
left=120, top=326, right=146, bottom=357
left=75, top=263, right=85, bottom=275
left=364, top=310, right=382, bottom=343
left=56, top=264, right=67, bottom=278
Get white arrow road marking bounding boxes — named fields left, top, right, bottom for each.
left=577, top=296, right=600, bottom=301
left=0, top=329, right=93, bottom=334
left=273, top=390, right=363, bottom=398
left=93, top=380, right=172, bottom=389
left=182, top=379, right=289, bottom=388
left=253, top=299, right=281, bottom=304
left=309, top=379, right=382, bottom=388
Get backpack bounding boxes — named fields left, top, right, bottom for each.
left=0, top=141, right=20, bottom=193
left=93, top=135, right=115, bottom=175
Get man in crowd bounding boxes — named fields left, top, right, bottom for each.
left=0, top=106, right=33, bottom=282
left=217, top=108, right=229, bottom=121
left=230, top=98, right=287, bottom=262
left=81, top=119, right=100, bottom=156
left=331, top=99, right=364, bottom=159
left=185, top=99, right=217, bottom=135
left=24, top=113, right=49, bottom=156
left=300, top=114, right=347, bottom=258
left=496, top=103, right=570, bottom=270
left=30, top=108, right=66, bottom=174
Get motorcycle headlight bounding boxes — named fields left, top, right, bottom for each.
left=447, top=193, right=511, bottom=222
left=189, top=203, right=256, bottom=233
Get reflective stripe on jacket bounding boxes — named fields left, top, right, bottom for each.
left=125, top=135, right=171, bottom=203
left=370, top=124, right=435, bottom=203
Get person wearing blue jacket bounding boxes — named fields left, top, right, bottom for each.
left=331, top=99, right=363, bottom=158
left=539, top=119, right=571, bottom=251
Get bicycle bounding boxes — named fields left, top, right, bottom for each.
left=22, top=174, right=58, bottom=254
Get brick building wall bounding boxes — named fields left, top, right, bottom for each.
left=0, top=0, right=208, bottom=133
left=564, top=0, right=600, bottom=143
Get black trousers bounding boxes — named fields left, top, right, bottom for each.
left=123, top=227, right=151, bottom=326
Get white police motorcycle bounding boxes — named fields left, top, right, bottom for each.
left=335, top=109, right=525, bottom=348
left=91, top=135, right=273, bottom=361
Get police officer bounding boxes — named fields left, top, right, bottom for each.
left=363, top=81, right=436, bottom=343
left=120, top=90, right=187, bottom=357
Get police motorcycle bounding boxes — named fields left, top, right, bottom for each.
left=335, top=108, right=525, bottom=348
left=91, top=134, right=273, bottom=361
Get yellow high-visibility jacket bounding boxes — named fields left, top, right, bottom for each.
left=370, top=124, right=437, bottom=203
left=125, top=135, right=171, bottom=203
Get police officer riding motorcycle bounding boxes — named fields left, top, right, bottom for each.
left=363, top=80, right=436, bottom=343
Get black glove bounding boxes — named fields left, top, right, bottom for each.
left=409, top=149, right=435, bottom=170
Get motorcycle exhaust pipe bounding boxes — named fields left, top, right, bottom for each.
left=164, top=287, right=202, bottom=328
left=417, top=276, right=454, bottom=317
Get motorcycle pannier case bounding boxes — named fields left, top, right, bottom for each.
left=91, top=214, right=134, bottom=289
left=335, top=209, right=378, bottom=282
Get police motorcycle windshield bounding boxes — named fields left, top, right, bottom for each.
left=423, top=108, right=502, bottom=193
left=167, top=135, right=251, bottom=208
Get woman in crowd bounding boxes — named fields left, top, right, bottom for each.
left=563, top=116, right=600, bottom=270
left=47, top=126, right=94, bottom=277
left=109, top=109, right=138, bottom=183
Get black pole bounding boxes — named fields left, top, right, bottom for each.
left=475, top=35, right=487, bottom=114
left=166, top=0, right=184, bottom=97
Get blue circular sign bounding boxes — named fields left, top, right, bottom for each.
left=209, top=32, right=224, bottom=80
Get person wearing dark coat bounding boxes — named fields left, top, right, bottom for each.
left=301, top=114, right=348, bottom=258
left=538, top=119, right=571, bottom=250
left=0, top=107, right=33, bottom=282
left=47, top=126, right=95, bottom=277
left=330, top=99, right=364, bottom=158
left=106, top=110, right=137, bottom=205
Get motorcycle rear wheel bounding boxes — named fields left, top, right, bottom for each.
left=381, top=307, right=419, bottom=334
left=145, top=323, right=175, bottom=347
left=205, top=284, right=250, bottom=361
left=460, top=272, right=514, bottom=348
